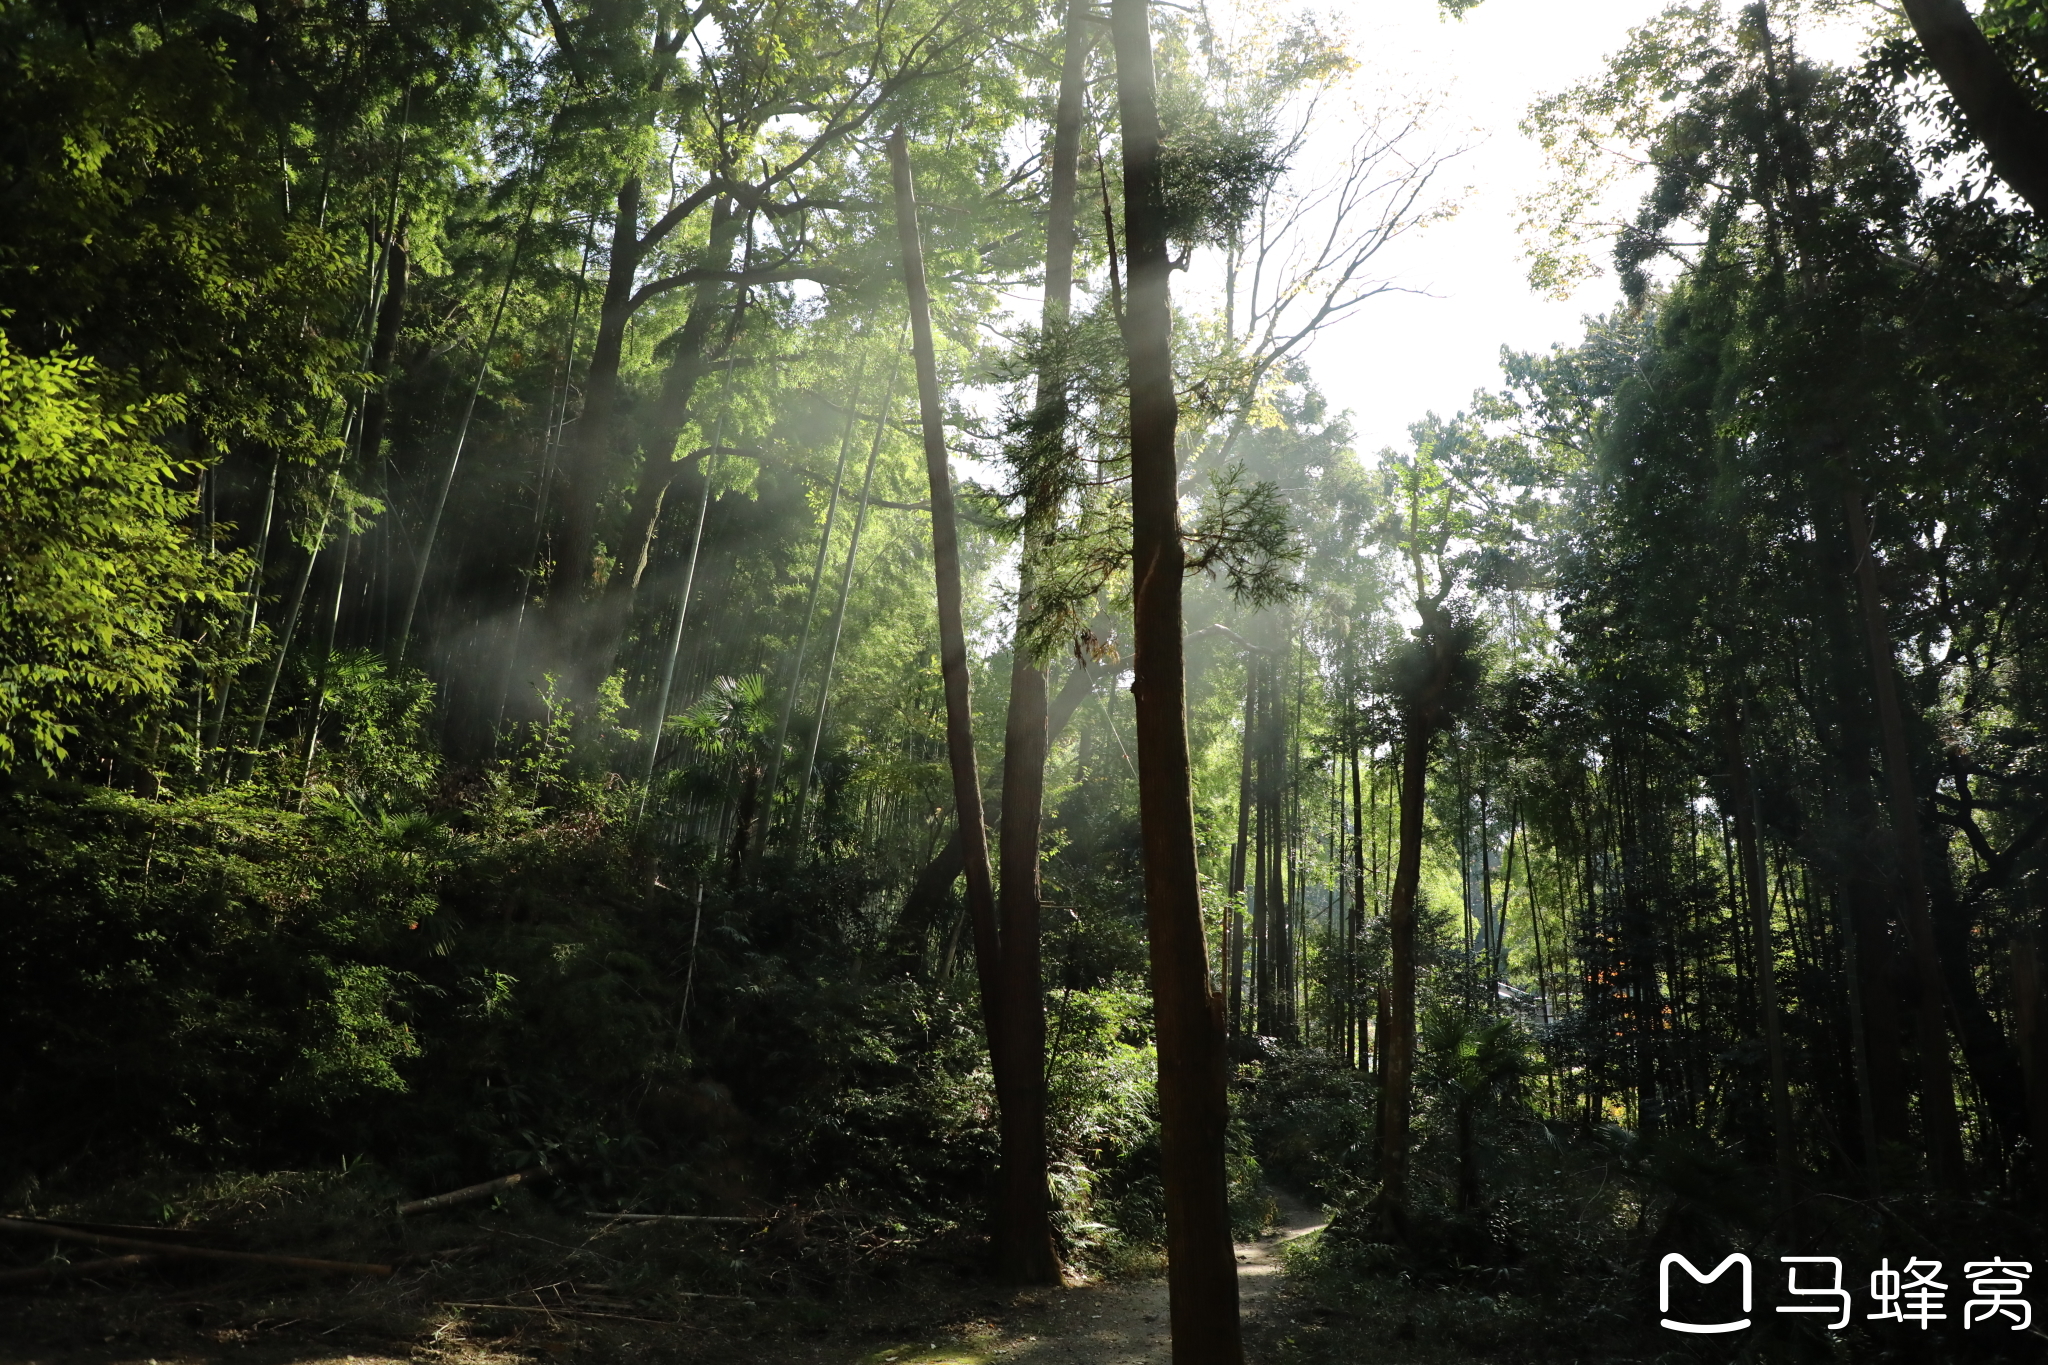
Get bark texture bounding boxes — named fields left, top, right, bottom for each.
left=984, top=0, right=1092, bottom=1286
left=1109, top=0, right=1242, bottom=1357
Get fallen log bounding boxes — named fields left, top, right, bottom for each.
left=0, top=1217, right=393, bottom=1279
left=396, top=1168, right=545, bottom=1218
left=0, top=1253, right=159, bottom=1289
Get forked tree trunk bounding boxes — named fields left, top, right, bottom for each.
left=617, top=198, right=746, bottom=604
left=986, top=0, right=1092, bottom=1285
left=887, top=124, right=1010, bottom=1116
left=1109, top=0, right=1242, bottom=1357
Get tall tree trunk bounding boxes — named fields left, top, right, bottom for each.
left=1228, top=663, right=1253, bottom=1038
left=760, top=352, right=865, bottom=846
left=552, top=175, right=644, bottom=603
left=1843, top=489, right=1965, bottom=1188
left=1109, top=1, right=1242, bottom=1356
left=358, top=228, right=409, bottom=468
left=1351, top=745, right=1367, bottom=1063
left=2013, top=944, right=2048, bottom=1208
left=796, top=351, right=906, bottom=842
left=1899, top=0, right=2048, bottom=216
left=1378, top=716, right=1428, bottom=1200
left=1725, top=700, right=1796, bottom=1195
left=984, top=0, right=1092, bottom=1285
left=1245, top=654, right=1261, bottom=1031
left=888, top=125, right=1012, bottom=1164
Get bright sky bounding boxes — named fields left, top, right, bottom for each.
left=1263, top=0, right=1873, bottom=457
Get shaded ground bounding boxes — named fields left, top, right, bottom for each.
left=0, top=1193, right=1327, bottom=1365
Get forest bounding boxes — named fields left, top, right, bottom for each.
left=2, top=0, right=2047, bottom=1361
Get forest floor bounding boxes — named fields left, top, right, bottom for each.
left=0, top=1191, right=1333, bottom=1365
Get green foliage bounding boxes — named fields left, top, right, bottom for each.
left=1183, top=462, right=1303, bottom=607
left=0, top=335, right=242, bottom=767
left=1237, top=1049, right=1378, bottom=1200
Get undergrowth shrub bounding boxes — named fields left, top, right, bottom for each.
left=0, top=655, right=1181, bottom=1269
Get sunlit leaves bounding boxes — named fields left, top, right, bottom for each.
left=0, top=337, right=243, bottom=769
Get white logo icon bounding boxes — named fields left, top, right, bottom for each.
left=1660, top=1253, right=1752, bottom=1334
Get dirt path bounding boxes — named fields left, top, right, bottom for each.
left=1, top=1198, right=1328, bottom=1365
left=916, top=1191, right=1324, bottom=1365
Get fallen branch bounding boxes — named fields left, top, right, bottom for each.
left=16, top=1219, right=219, bottom=1244
left=396, top=1168, right=545, bottom=1218
left=580, top=1212, right=770, bottom=1224
left=0, top=1253, right=159, bottom=1289
left=0, top=1217, right=392, bottom=1279
left=438, top=1299, right=703, bottom=1325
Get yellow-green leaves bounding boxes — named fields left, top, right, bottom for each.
left=0, top=334, right=241, bottom=769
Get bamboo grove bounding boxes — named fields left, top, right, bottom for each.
left=4, top=0, right=2048, bottom=1359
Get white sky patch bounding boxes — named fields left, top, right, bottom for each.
left=1261, top=0, right=1877, bottom=457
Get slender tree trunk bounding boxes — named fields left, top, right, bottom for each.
left=1229, top=664, right=1253, bottom=1038
left=888, top=126, right=1009, bottom=1107
left=894, top=651, right=1105, bottom=965
left=1726, top=701, right=1796, bottom=1196
left=983, top=0, right=1092, bottom=1284
left=636, top=333, right=744, bottom=821
left=760, top=350, right=866, bottom=850
left=395, top=195, right=534, bottom=658
left=992, top=548, right=1060, bottom=1280
left=1350, top=745, right=1366, bottom=1066
left=797, top=353, right=905, bottom=841
left=1378, top=719, right=1428, bottom=1200
left=1253, top=657, right=1274, bottom=1031
left=1843, top=489, right=1965, bottom=1187
left=1109, top=2, right=1241, bottom=1355
left=243, top=477, right=340, bottom=774
left=1899, top=0, right=2048, bottom=216
left=358, top=228, right=409, bottom=467
left=2014, top=944, right=2048, bottom=1209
